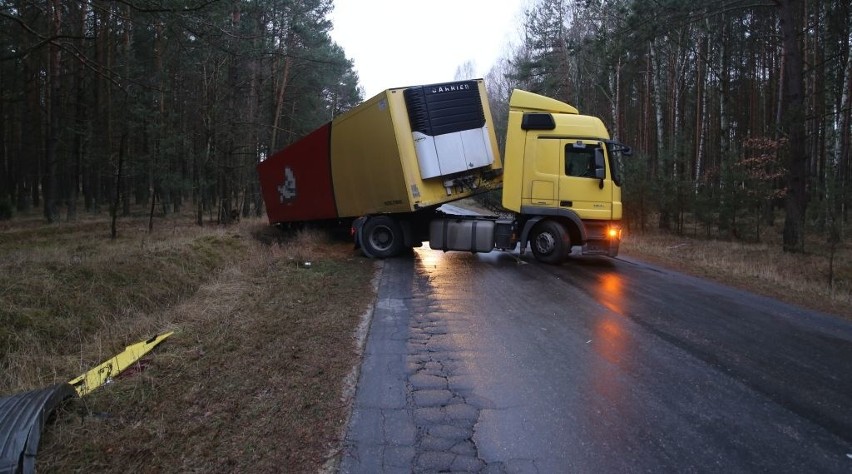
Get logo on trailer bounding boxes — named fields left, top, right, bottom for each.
left=278, top=167, right=296, bottom=203
left=430, top=83, right=470, bottom=94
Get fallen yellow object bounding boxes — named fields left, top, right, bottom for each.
left=68, top=332, right=174, bottom=397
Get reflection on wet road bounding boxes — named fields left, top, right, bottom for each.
left=342, top=247, right=852, bottom=473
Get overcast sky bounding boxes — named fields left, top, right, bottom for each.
left=329, top=0, right=530, bottom=98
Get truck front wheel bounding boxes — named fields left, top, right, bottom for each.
left=360, top=216, right=404, bottom=258
left=530, top=221, right=569, bottom=264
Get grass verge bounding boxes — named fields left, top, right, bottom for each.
left=1, top=214, right=376, bottom=472
left=621, top=229, right=852, bottom=319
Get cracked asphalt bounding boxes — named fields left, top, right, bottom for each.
left=339, top=248, right=852, bottom=473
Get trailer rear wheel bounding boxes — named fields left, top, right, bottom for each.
left=530, top=220, right=569, bottom=264
left=360, top=216, right=404, bottom=258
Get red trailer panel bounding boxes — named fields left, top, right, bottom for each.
left=258, top=124, right=338, bottom=223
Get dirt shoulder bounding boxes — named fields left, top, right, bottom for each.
left=620, top=232, right=852, bottom=319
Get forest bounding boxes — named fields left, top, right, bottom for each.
left=1, top=0, right=850, bottom=253
left=0, top=0, right=361, bottom=229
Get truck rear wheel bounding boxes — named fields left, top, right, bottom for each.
left=530, top=221, right=569, bottom=264
left=360, top=216, right=404, bottom=258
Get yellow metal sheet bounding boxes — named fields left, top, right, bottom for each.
left=69, top=332, right=174, bottom=397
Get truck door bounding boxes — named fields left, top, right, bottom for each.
left=558, top=140, right=613, bottom=220
left=522, top=138, right=560, bottom=209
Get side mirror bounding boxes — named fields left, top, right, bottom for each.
left=594, top=149, right=605, bottom=169
left=595, top=149, right=605, bottom=188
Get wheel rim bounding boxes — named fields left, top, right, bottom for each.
left=534, top=232, right=556, bottom=255
left=368, top=225, right=394, bottom=251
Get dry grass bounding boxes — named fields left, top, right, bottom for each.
left=1, top=217, right=245, bottom=392
left=0, top=212, right=377, bottom=473
left=621, top=228, right=852, bottom=319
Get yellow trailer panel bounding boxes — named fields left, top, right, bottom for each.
left=330, top=79, right=503, bottom=217
left=329, top=92, right=411, bottom=216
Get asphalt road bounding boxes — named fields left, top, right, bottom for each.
left=339, top=248, right=852, bottom=473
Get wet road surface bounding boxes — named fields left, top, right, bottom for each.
left=339, top=248, right=852, bottom=473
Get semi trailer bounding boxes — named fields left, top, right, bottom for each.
left=257, top=79, right=630, bottom=264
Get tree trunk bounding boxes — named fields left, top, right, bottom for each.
left=44, top=0, right=62, bottom=223
left=839, top=12, right=852, bottom=226
left=270, top=55, right=292, bottom=152
left=694, top=31, right=706, bottom=188
left=777, top=0, right=808, bottom=253
left=111, top=132, right=126, bottom=239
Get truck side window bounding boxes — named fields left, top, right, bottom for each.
left=565, top=145, right=601, bottom=178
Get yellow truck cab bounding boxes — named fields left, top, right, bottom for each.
left=501, top=90, right=627, bottom=263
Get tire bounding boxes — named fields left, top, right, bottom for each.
left=360, top=215, right=404, bottom=258
left=530, top=220, right=569, bottom=264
